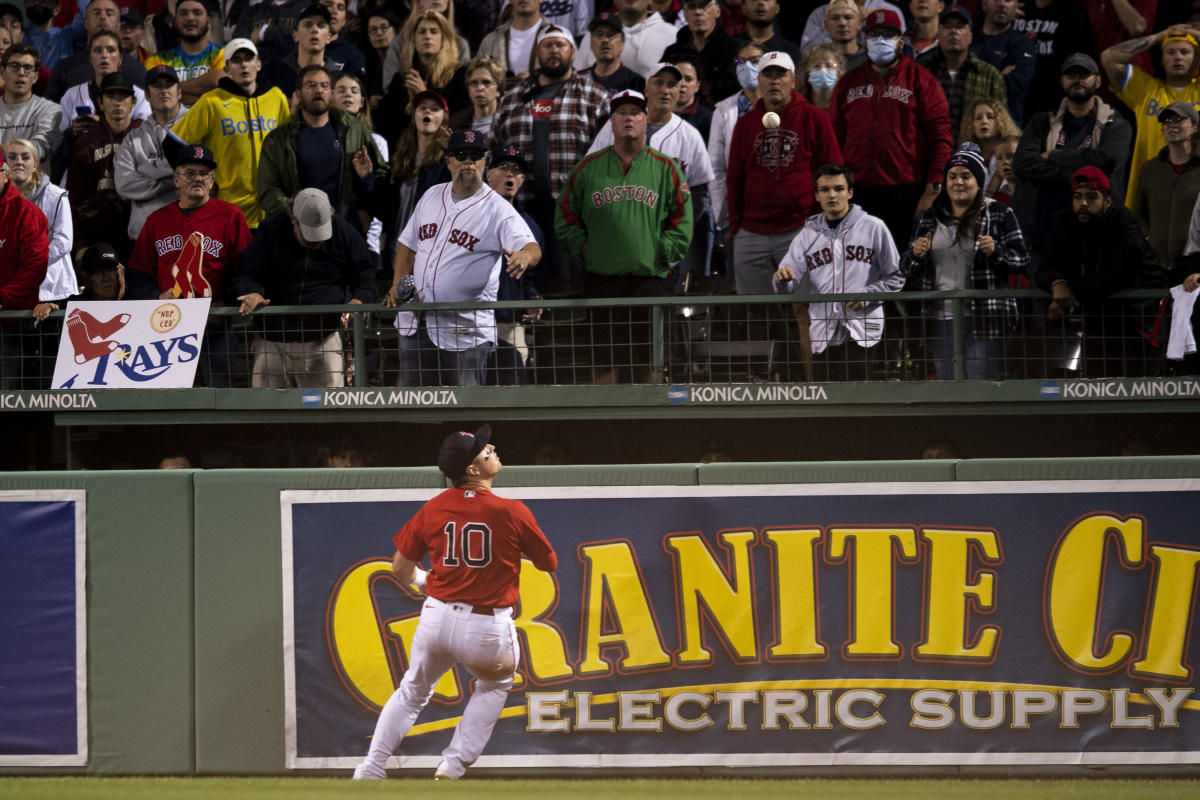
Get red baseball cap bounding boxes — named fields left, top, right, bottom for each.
left=1070, top=166, right=1110, bottom=194
left=863, top=8, right=903, bottom=33
left=410, top=89, right=450, bottom=116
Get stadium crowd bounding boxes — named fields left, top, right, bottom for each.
left=0, top=0, right=1198, bottom=388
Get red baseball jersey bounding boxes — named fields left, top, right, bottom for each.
left=393, top=488, right=557, bottom=607
left=129, top=198, right=252, bottom=300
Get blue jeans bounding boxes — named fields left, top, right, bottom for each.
left=930, top=318, right=1002, bottom=380
left=397, top=322, right=494, bottom=386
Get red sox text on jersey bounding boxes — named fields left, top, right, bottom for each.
left=804, top=245, right=876, bottom=271
left=153, top=233, right=225, bottom=259
left=418, top=223, right=481, bottom=252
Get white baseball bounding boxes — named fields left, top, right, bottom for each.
left=762, top=111, right=781, bottom=129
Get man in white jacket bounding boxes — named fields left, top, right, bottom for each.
left=574, top=0, right=677, bottom=79
left=114, top=64, right=190, bottom=240
left=772, top=163, right=903, bottom=381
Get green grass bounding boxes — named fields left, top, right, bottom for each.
left=1, top=777, right=1199, bottom=800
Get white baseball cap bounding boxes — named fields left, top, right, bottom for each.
left=293, top=188, right=333, bottom=242
left=223, top=37, right=258, bottom=61
left=650, top=62, right=683, bottom=81
left=536, top=25, right=574, bottom=47
left=759, top=51, right=795, bottom=74
left=610, top=89, right=647, bottom=113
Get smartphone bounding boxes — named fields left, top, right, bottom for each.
left=75, top=105, right=92, bottom=116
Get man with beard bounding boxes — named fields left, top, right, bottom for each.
left=1036, top=167, right=1162, bottom=378
left=493, top=25, right=608, bottom=295
left=1012, top=53, right=1131, bottom=267
left=145, top=0, right=227, bottom=105
left=257, top=64, right=385, bottom=229
left=1102, top=23, right=1200, bottom=209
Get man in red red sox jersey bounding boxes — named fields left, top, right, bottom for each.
left=354, top=424, right=556, bottom=782
left=127, top=144, right=251, bottom=386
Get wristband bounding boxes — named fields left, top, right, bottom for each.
left=411, top=567, right=427, bottom=589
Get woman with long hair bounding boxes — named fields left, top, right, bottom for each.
left=449, top=56, right=503, bottom=137
left=335, top=71, right=391, bottom=260
left=377, top=9, right=469, bottom=144
left=669, top=49, right=713, bottom=142
left=958, top=96, right=1020, bottom=186
left=363, top=7, right=399, bottom=112
left=902, top=143, right=1030, bottom=380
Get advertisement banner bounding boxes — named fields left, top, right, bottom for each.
left=0, top=491, right=87, bottom=766
left=51, top=299, right=211, bottom=389
left=282, top=482, right=1200, bottom=769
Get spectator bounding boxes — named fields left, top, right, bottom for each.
left=1011, top=0, right=1094, bottom=121
left=233, top=187, right=378, bottom=388
left=579, top=11, right=646, bottom=95
left=800, top=42, right=844, bottom=115
left=801, top=0, right=903, bottom=54
left=320, top=0, right=367, bottom=78
left=1102, top=23, right=1200, bottom=209
left=259, top=3, right=335, bottom=96
left=383, top=0, right=471, bottom=93
left=118, top=7, right=150, bottom=64
left=382, top=129, right=539, bottom=386
left=46, top=0, right=147, bottom=102
left=918, top=4, right=1006, bottom=140
left=327, top=436, right=364, bottom=467
left=0, top=45, right=61, bottom=172
left=588, top=62, right=714, bottom=293
left=363, top=8, right=398, bottom=109
left=772, top=163, right=902, bottom=381
left=144, top=0, right=227, bottom=105
left=674, top=0, right=738, bottom=104
left=485, top=143, right=542, bottom=384
left=362, top=89, right=451, bottom=281
left=478, top=0, right=549, bottom=84
left=0, top=145, right=50, bottom=387
left=1037, top=166, right=1162, bottom=377
left=66, top=72, right=142, bottom=260
left=649, top=0, right=685, bottom=30
left=492, top=24, right=609, bottom=294
left=257, top=64, right=386, bottom=228
left=740, top=0, right=800, bottom=64
left=708, top=40, right=760, bottom=233
left=726, top=50, right=842, bottom=297
left=831, top=8, right=952, bottom=249
left=378, top=9, right=469, bottom=144
left=902, top=143, right=1030, bottom=380
left=58, top=30, right=152, bottom=136
left=449, top=56, right=504, bottom=136
left=1087, top=0, right=1157, bottom=76
left=138, top=0, right=181, bottom=55
left=958, top=96, right=1018, bottom=174
left=906, top=0, right=942, bottom=60
left=114, top=64, right=189, bottom=241
left=333, top=71, right=389, bottom=259
left=158, top=454, right=193, bottom=469
left=171, top=38, right=292, bottom=229
left=1012, top=53, right=1131, bottom=264
left=985, top=133, right=1017, bottom=205
left=669, top=48, right=711, bottom=142
left=34, top=243, right=123, bottom=324
left=970, top=0, right=1035, bottom=126
left=127, top=144, right=251, bottom=386
left=555, top=89, right=692, bottom=383
left=232, top=0, right=313, bottom=55
left=821, top=0, right=867, bottom=72
left=499, top=0, right=591, bottom=40
left=574, top=0, right=678, bottom=81
left=1172, top=213, right=1200, bottom=376
left=1135, top=102, right=1200, bottom=276
left=22, top=0, right=76, bottom=71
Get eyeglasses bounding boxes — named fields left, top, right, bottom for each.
left=367, top=24, right=392, bottom=34
left=448, top=150, right=485, bottom=162
left=302, top=81, right=330, bottom=90
left=733, top=56, right=760, bottom=66
left=4, top=62, right=36, bottom=73
left=178, top=169, right=213, bottom=180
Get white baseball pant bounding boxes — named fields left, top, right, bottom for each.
left=360, top=597, right=519, bottom=777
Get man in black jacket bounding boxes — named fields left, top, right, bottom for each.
left=1036, top=167, right=1163, bottom=378
left=233, top=187, right=378, bottom=387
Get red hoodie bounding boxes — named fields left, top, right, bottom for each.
left=0, top=179, right=49, bottom=311
left=831, top=55, right=953, bottom=189
left=726, top=91, right=843, bottom=236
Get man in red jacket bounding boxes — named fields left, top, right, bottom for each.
left=0, top=148, right=50, bottom=388
left=831, top=8, right=952, bottom=248
left=726, top=50, right=842, bottom=297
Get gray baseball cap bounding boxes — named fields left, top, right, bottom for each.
left=293, top=188, right=333, bottom=242
left=1061, top=53, right=1100, bottom=75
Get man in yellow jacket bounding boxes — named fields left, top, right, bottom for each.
left=170, top=38, right=291, bottom=228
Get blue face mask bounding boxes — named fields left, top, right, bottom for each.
left=808, top=68, right=838, bottom=94
left=866, top=36, right=900, bottom=66
left=736, top=59, right=759, bottom=90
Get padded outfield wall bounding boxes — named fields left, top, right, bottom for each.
left=1, top=460, right=1200, bottom=775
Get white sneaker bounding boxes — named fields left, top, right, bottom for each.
left=352, top=762, right=386, bottom=780
left=433, top=761, right=458, bottom=780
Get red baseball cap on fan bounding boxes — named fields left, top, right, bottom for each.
left=863, top=8, right=903, bottom=34
left=1070, top=166, right=1110, bottom=194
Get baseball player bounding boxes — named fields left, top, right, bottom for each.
left=353, top=424, right=557, bottom=781
left=377, top=129, right=540, bottom=387
left=772, top=163, right=902, bottom=381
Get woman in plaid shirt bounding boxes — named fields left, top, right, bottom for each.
left=901, top=142, right=1030, bottom=380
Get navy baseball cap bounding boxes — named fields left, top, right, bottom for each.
left=145, top=64, right=180, bottom=88
left=98, top=72, right=136, bottom=96
left=120, top=6, right=144, bottom=25
left=448, top=128, right=489, bottom=153
left=940, top=4, right=972, bottom=25
left=589, top=12, right=623, bottom=36
left=438, top=424, right=491, bottom=481
left=173, top=143, right=217, bottom=170
left=490, top=144, right=529, bottom=172
left=81, top=243, right=121, bottom=274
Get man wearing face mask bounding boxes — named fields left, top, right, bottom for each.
left=709, top=41, right=762, bottom=234
left=831, top=8, right=952, bottom=249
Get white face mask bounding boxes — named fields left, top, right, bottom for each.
left=866, top=35, right=899, bottom=66
left=736, top=59, right=759, bottom=90
left=808, top=68, right=838, bottom=94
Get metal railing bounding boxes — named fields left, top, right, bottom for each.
left=0, top=289, right=1177, bottom=390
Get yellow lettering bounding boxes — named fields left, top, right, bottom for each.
left=578, top=542, right=671, bottom=674
left=1046, top=514, right=1145, bottom=672
left=915, top=528, right=1000, bottom=660
left=664, top=530, right=757, bottom=664
left=828, top=528, right=918, bottom=657
left=1132, top=544, right=1200, bottom=680
left=511, top=559, right=573, bottom=688
left=764, top=528, right=826, bottom=659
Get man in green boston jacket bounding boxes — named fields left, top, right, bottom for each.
left=256, top=64, right=385, bottom=229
